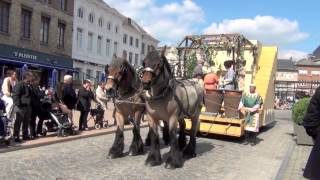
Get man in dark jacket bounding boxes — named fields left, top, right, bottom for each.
left=12, top=71, right=33, bottom=142
left=303, top=86, right=320, bottom=179
left=77, top=80, right=94, bottom=131
left=30, top=76, right=45, bottom=139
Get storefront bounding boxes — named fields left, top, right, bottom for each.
left=0, top=43, right=73, bottom=88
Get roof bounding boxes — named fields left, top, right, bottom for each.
left=313, top=46, right=320, bottom=58
left=295, top=58, right=320, bottom=67
left=277, top=59, right=298, bottom=71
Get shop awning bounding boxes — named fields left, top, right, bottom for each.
left=0, top=56, right=75, bottom=72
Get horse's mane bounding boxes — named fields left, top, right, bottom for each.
left=161, top=55, right=173, bottom=79
left=110, top=56, right=136, bottom=78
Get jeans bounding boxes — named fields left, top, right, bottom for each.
left=1, top=95, right=14, bottom=119
left=79, top=111, right=89, bottom=130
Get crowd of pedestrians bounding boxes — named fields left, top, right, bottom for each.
left=0, top=70, right=111, bottom=144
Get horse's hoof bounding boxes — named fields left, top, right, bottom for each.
left=165, top=156, right=183, bottom=169
left=183, top=149, right=196, bottom=159
left=107, top=152, right=123, bottom=159
left=145, top=160, right=161, bottom=167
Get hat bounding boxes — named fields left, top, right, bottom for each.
left=250, top=83, right=256, bottom=87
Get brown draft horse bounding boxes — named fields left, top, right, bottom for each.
left=105, top=56, right=145, bottom=158
left=105, top=56, right=170, bottom=158
left=141, top=51, right=204, bottom=169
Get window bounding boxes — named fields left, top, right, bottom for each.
left=113, top=41, right=118, bottom=56
left=122, top=50, right=127, bottom=59
left=57, top=22, right=65, bottom=48
left=141, top=43, right=145, bottom=54
left=0, top=1, right=10, bottom=33
left=123, top=34, right=127, bottom=44
left=311, top=71, right=320, bottom=75
left=89, top=13, right=94, bottom=23
left=87, top=32, right=93, bottom=52
left=115, top=25, right=118, bottom=33
left=135, top=39, right=139, bottom=48
left=298, top=70, right=308, bottom=75
left=78, top=8, right=83, bottom=18
left=106, top=39, right=111, bottom=56
left=129, top=36, right=133, bottom=46
left=76, top=28, right=83, bottom=49
left=97, top=35, right=102, bottom=55
left=86, top=69, right=92, bottom=79
left=40, top=16, right=50, bottom=44
left=74, top=68, right=81, bottom=80
left=96, top=71, right=101, bottom=80
left=98, top=17, right=103, bottom=27
left=21, top=9, right=32, bottom=39
left=59, top=0, right=66, bottom=11
left=129, top=52, right=133, bottom=64
left=107, top=22, right=111, bottom=31
left=134, top=54, right=139, bottom=66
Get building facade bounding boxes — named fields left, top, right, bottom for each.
left=72, top=0, right=158, bottom=82
left=295, top=57, right=320, bottom=95
left=275, top=59, right=298, bottom=100
left=0, top=0, right=74, bottom=86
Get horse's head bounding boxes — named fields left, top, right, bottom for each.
left=105, top=56, right=134, bottom=96
left=141, top=50, right=172, bottom=90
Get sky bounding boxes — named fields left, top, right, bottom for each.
left=103, top=0, right=320, bottom=60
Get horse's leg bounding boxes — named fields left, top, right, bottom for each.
left=178, top=118, right=186, bottom=150
left=108, top=111, right=125, bottom=159
left=129, top=110, right=144, bottom=156
left=165, top=116, right=183, bottom=169
left=145, top=115, right=161, bottom=166
left=145, top=128, right=151, bottom=146
left=183, top=108, right=200, bottom=158
left=162, top=121, right=170, bottom=146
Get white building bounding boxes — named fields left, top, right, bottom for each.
left=72, top=0, right=159, bottom=82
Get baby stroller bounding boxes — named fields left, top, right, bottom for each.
left=0, top=98, right=12, bottom=145
left=89, top=103, right=108, bottom=129
left=40, top=96, right=76, bottom=137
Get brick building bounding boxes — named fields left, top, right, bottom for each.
left=295, top=56, right=320, bottom=95
left=0, top=0, right=74, bottom=86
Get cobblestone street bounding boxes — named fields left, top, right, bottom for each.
left=0, top=110, right=310, bottom=180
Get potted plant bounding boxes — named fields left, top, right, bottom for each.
left=292, top=97, right=314, bottom=145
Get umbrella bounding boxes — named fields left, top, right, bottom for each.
left=20, top=64, right=28, bottom=80
left=50, top=69, right=58, bottom=92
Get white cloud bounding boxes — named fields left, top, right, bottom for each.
left=278, top=49, right=308, bottom=61
left=203, top=16, right=309, bottom=46
left=103, top=0, right=204, bottom=45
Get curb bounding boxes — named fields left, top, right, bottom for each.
left=274, top=138, right=295, bottom=180
left=0, top=124, right=148, bottom=153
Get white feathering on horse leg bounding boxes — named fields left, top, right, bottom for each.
left=160, top=121, right=164, bottom=128
left=146, top=91, right=151, bottom=98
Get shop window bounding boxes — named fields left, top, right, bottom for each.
left=40, top=16, right=50, bottom=44
left=86, top=69, right=92, bottom=79
left=21, top=9, right=32, bottom=39
left=96, top=71, right=101, bottom=81
left=57, top=22, right=65, bottom=48
left=0, top=1, right=10, bottom=33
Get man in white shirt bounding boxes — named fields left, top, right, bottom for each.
left=1, top=70, right=17, bottom=118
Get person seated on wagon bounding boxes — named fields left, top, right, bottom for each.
left=204, top=67, right=220, bottom=93
left=238, top=84, right=263, bottom=145
left=222, top=60, right=236, bottom=90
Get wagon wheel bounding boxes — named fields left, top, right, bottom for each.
left=103, top=121, right=108, bottom=128
left=95, top=123, right=101, bottom=129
